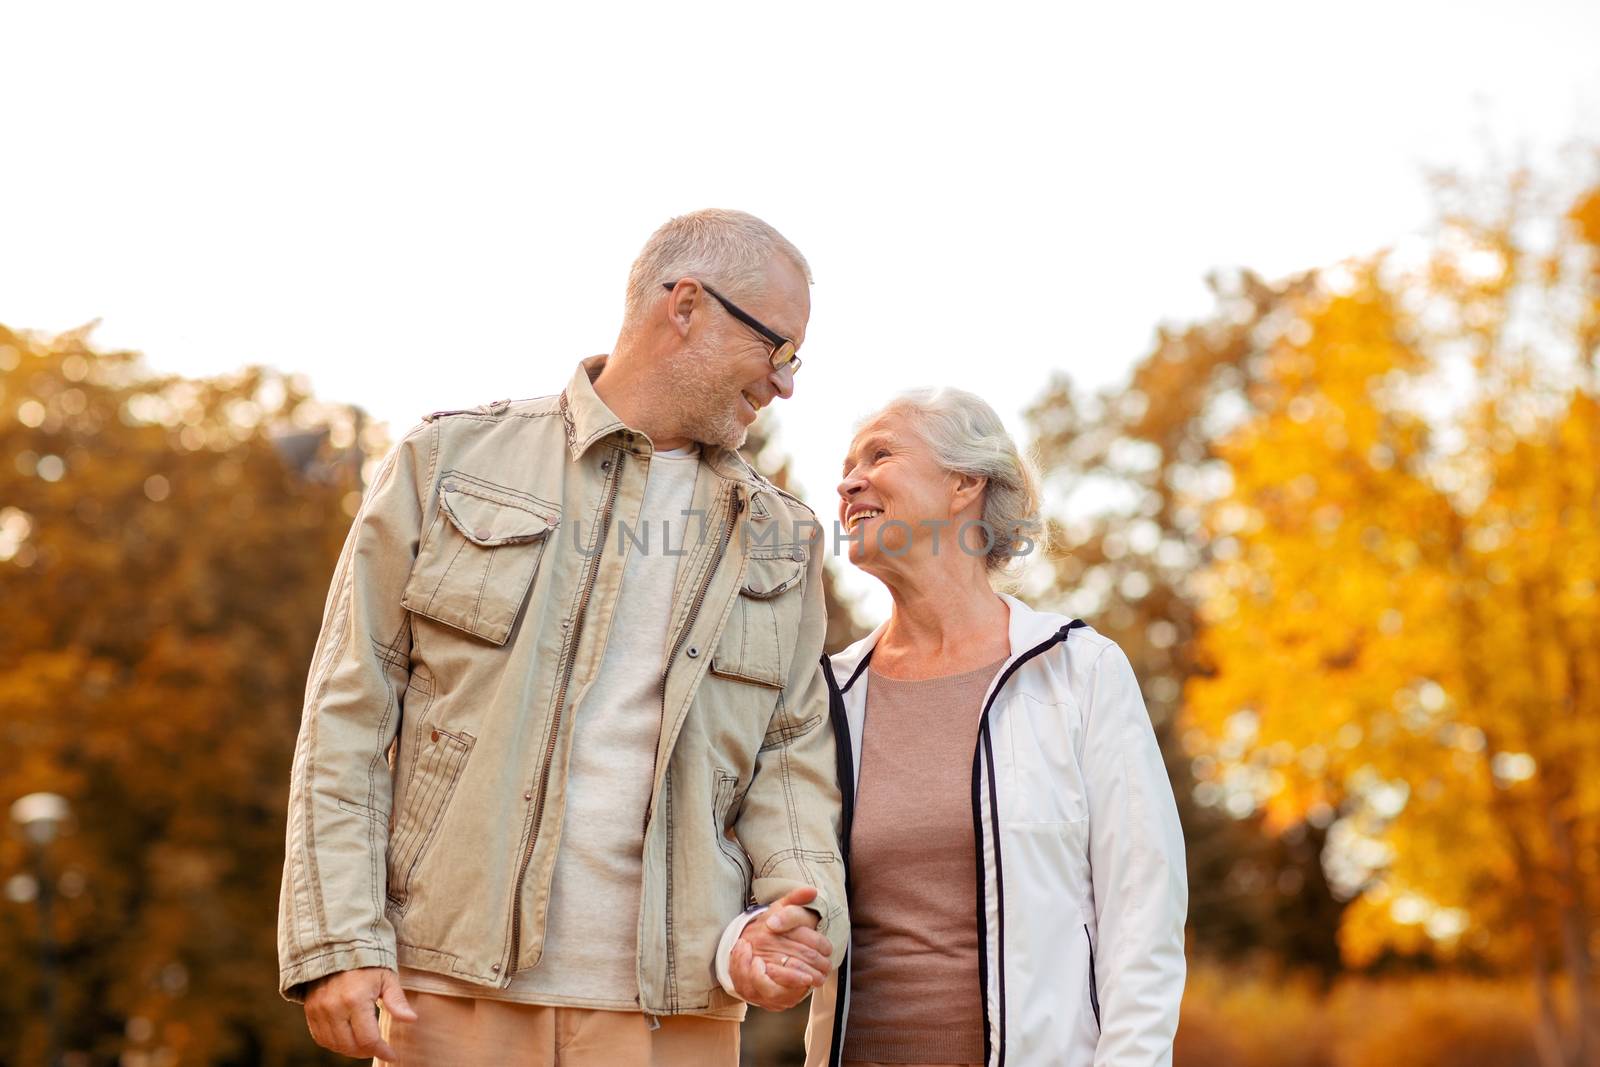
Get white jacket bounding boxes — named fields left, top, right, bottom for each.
left=804, top=594, right=1188, bottom=1067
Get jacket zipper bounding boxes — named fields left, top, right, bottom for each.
left=822, top=621, right=1085, bottom=1067
left=641, top=484, right=741, bottom=1012
left=968, top=620, right=1085, bottom=1067
left=506, top=449, right=626, bottom=976
left=642, top=484, right=743, bottom=835
left=1084, top=924, right=1101, bottom=1030
left=820, top=654, right=858, bottom=1067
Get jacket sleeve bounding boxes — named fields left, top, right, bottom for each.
left=728, top=534, right=850, bottom=967
left=277, top=421, right=436, bottom=1002
left=1083, top=642, right=1188, bottom=1067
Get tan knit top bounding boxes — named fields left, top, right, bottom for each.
left=840, top=656, right=1007, bottom=1066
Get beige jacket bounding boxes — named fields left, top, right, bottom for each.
left=277, top=357, right=847, bottom=1018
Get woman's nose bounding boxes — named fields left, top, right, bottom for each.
left=837, top=469, right=865, bottom=502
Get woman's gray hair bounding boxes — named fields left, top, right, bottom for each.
left=872, top=387, right=1047, bottom=581
left=624, top=209, right=811, bottom=324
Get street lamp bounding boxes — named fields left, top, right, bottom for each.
left=11, top=792, right=71, bottom=1067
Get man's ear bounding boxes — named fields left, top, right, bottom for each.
left=663, top=279, right=702, bottom=339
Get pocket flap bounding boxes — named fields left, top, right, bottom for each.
left=740, top=555, right=803, bottom=599
left=439, top=482, right=556, bottom=546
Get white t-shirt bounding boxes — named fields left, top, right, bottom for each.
left=402, top=444, right=701, bottom=1009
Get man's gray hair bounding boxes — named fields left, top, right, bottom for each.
left=625, top=209, right=811, bottom=324
left=872, top=387, right=1048, bottom=580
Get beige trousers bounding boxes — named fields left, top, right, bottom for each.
left=376, top=992, right=740, bottom=1066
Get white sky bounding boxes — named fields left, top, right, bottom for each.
left=5, top=0, right=1599, bottom=615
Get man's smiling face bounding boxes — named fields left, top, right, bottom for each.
left=660, top=256, right=809, bottom=451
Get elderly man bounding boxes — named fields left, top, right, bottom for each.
left=278, top=209, right=847, bottom=1065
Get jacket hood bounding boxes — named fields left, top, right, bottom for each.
left=827, top=592, right=1076, bottom=690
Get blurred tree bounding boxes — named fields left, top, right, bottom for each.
left=1185, top=160, right=1600, bottom=1067
left=1025, top=270, right=1348, bottom=978
left=0, top=324, right=373, bottom=1065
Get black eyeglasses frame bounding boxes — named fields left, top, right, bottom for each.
left=661, top=280, right=801, bottom=374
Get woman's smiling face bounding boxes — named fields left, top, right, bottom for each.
left=837, top=411, right=966, bottom=572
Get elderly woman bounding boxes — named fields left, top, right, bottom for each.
left=802, top=389, right=1187, bottom=1067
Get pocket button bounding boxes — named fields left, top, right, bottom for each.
left=474, top=527, right=492, bottom=540
left=430, top=730, right=440, bottom=743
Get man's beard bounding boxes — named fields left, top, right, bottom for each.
left=657, top=338, right=749, bottom=451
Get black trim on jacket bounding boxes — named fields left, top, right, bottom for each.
left=820, top=653, right=855, bottom=1067
left=970, top=620, right=1086, bottom=1066
left=821, top=621, right=1085, bottom=1067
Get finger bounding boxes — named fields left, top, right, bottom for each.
left=759, top=932, right=829, bottom=968
left=348, top=1004, right=382, bottom=1055
left=364, top=1009, right=402, bottom=1064
left=348, top=1004, right=395, bottom=1062
left=766, top=938, right=831, bottom=976
left=380, top=973, right=419, bottom=1022
left=305, top=1012, right=326, bottom=1050
left=750, top=957, right=798, bottom=1008
left=328, top=1015, right=360, bottom=1057
left=766, top=959, right=825, bottom=987
left=752, top=952, right=782, bottom=993
left=309, top=1005, right=347, bottom=1053
left=740, top=928, right=829, bottom=980
left=728, top=940, right=752, bottom=986
left=765, top=904, right=820, bottom=934
left=784, top=926, right=833, bottom=959
left=768, top=885, right=819, bottom=912
left=729, top=940, right=772, bottom=1005
left=760, top=977, right=805, bottom=1009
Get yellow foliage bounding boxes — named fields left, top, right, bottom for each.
left=1184, top=167, right=1600, bottom=1056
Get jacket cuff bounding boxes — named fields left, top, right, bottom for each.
left=714, top=905, right=770, bottom=999
left=279, top=942, right=397, bottom=1003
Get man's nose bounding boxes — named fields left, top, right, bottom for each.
left=767, top=363, right=796, bottom=401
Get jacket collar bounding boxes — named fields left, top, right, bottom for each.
left=828, top=592, right=1074, bottom=693
left=560, top=355, right=769, bottom=490
left=560, top=355, right=629, bottom=459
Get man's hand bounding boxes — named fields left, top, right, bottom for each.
left=304, top=967, right=417, bottom=1061
left=729, top=886, right=834, bottom=1011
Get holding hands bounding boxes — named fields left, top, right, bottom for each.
left=728, top=886, right=835, bottom=1011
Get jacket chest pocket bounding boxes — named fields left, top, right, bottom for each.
left=400, top=474, right=559, bottom=646
left=709, top=553, right=805, bottom=690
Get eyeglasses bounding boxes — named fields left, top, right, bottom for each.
left=661, top=281, right=802, bottom=375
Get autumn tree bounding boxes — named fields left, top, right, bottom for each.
left=1185, top=159, right=1600, bottom=1067
left=1025, top=269, right=1348, bottom=975
left=0, top=324, right=375, bottom=1065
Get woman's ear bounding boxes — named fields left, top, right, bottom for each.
left=950, top=472, right=988, bottom=517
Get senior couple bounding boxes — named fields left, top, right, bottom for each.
left=277, top=210, right=1187, bottom=1067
